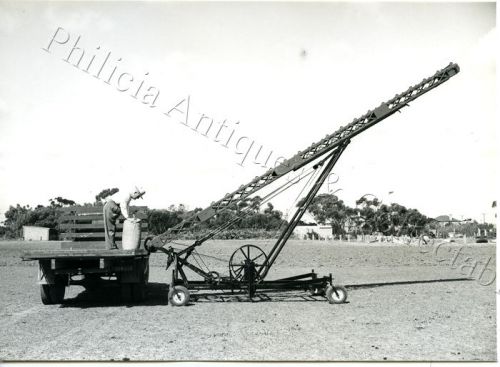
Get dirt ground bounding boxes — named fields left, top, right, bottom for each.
left=0, top=239, right=496, bottom=361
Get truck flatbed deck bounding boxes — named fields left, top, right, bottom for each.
left=22, top=248, right=148, bottom=260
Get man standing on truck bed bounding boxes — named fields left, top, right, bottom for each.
left=103, top=187, right=146, bottom=249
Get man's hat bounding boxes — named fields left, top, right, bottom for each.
left=134, top=186, right=146, bottom=200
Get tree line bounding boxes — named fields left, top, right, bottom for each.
left=0, top=189, right=494, bottom=240
left=0, top=194, right=288, bottom=239
left=300, top=194, right=495, bottom=239
left=301, top=194, right=431, bottom=237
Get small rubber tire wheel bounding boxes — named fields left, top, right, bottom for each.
left=326, top=285, right=348, bottom=304
left=40, top=284, right=65, bottom=305
left=168, top=285, right=190, bottom=307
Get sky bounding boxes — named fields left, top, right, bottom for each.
left=0, top=1, right=496, bottom=224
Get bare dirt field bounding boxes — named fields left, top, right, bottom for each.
left=0, top=239, right=496, bottom=361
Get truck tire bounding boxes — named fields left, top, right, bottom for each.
left=40, top=284, right=65, bottom=305
left=121, top=284, right=133, bottom=303
left=83, top=274, right=101, bottom=292
left=132, top=283, right=146, bottom=302
left=40, top=285, right=52, bottom=305
left=144, top=262, right=150, bottom=283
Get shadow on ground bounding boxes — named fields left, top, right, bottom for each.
left=61, top=282, right=170, bottom=308
left=60, top=277, right=472, bottom=308
left=346, top=277, right=473, bottom=289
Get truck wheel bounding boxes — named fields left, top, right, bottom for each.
left=326, top=285, right=348, bottom=304
left=40, top=284, right=65, bottom=305
left=144, top=261, right=150, bottom=283
left=168, top=285, right=190, bottom=306
left=121, top=284, right=133, bottom=303
left=83, top=274, right=101, bottom=292
left=132, top=283, right=146, bottom=302
left=40, top=285, right=52, bottom=304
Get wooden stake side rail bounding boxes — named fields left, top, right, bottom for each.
left=60, top=232, right=150, bottom=239
left=59, top=205, right=149, bottom=214
left=57, top=205, right=150, bottom=242
left=60, top=213, right=148, bottom=221
left=59, top=222, right=149, bottom=230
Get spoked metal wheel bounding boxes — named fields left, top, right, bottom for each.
left=229, top=245, right=268, bottom=281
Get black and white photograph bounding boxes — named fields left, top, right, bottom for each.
left=0, top=0, right=497, bottom=362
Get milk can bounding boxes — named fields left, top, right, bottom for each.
left=122, top=219, right=142, bottom=250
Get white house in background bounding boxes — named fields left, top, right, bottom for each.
left=294, top=213, right=333, bottom=240
left=434, top=215, right=460, bottom=226
left=294, top=224, right=333, bottom=240
left=23, top=226, right=51, bottom=241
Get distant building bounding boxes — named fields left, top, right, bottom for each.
left=434, top=215, right=459, bottom=222
left=434, top=215, right=460, bottom=227
left=23, top=226, right=54, bottom=241
left=294, top=224, right=333, bottom=240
